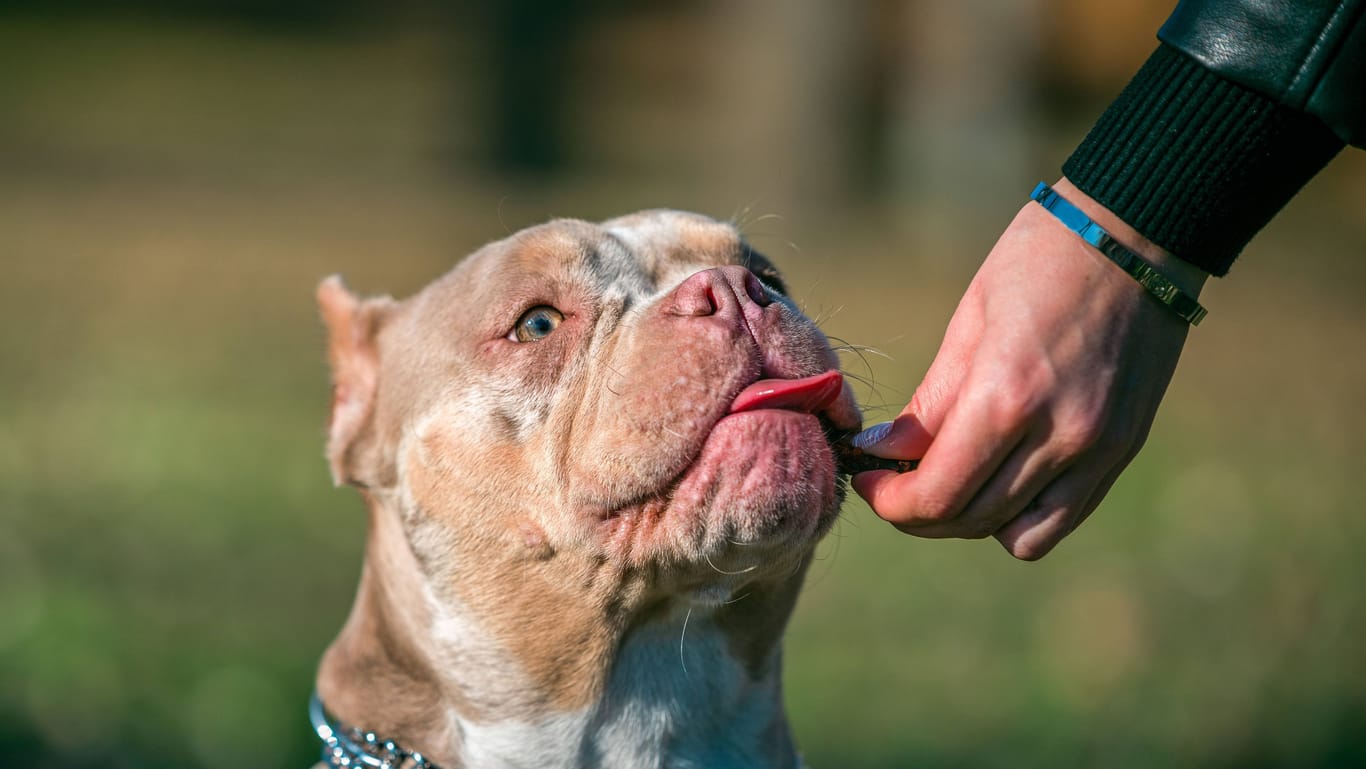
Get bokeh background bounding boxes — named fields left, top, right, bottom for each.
left=2, top=1, right=1363, bottom=767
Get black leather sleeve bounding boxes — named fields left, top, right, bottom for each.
left=1063, top=44, right=1343, bottom=275
left=1160, top=0, right=1365, bottom=145
left=1062, top=1, right=1359, bottom=275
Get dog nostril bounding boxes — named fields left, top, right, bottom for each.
left=669, top=271, right=722, bottom=316
left=743, top=272, right=772, bottom=307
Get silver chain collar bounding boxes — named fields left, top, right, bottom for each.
left=309, top=691, right=440, bottom=769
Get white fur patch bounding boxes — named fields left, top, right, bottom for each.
left=439, top=600, right=786, bottom=769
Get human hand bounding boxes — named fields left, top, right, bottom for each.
left=851, top=178, right=1208, bottom=560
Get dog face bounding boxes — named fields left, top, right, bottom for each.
left=319, top=210, right=860, bottom=711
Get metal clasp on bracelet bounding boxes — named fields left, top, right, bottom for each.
left=1029, top=182, right=1208, bottom=326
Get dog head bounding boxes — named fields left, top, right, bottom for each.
left=318, top=210, right=860, bottom=724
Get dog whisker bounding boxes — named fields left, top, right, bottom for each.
left=789, top=272, right=824, bottom=317
left=704, top=552, right=758, bottom=576
left=585, top=347, right=631, bottom=397
left=837, top=369, right=878, bottom=388
left=727, top=199, right=765, bottom=232
left=728, top=203, right=750, bottom=230
left=811, top=303, right=846, bottom=327
left=726, top=198, right=759, bottom=228
left=827, top=338, right=885, bottom=386
left=826, top=339, right=892, bottom=360
left=837, top=371, right=899, bottom=416
left=496, top=195, right=517, bottom=236
left=679, top=605, right=693, bottom=679
left=728, top=199, right=787, bottom=240
left=737, top=215, right=786, bottom=236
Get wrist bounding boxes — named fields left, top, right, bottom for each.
left=1052, top=177, right=1209, bottom=298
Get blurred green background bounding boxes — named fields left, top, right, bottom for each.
left=1, top=1, right=1363, bottom=767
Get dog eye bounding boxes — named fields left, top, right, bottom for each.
left=510, top=306, right=564, bottom=342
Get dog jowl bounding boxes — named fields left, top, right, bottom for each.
left=311, top=210, right=863, bottom=769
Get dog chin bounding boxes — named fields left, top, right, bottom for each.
left=594, top=412, right=840, bottom=572
left=649, top=408, right=840, bottom=565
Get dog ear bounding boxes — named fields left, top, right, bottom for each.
left=317, top=275, right=395, bottom=487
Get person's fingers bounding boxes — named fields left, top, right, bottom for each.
left=991, top=475, right=1097, bottom=561
left=992, top=449, right=1131, bottom=560
left=900, top=430, right=1070, bottom=540
left=996, top=395, right=1157, bottom=558
left=1064, top=446, right=1137, bottom=536
left=853, top=382, right=1029, bottom=530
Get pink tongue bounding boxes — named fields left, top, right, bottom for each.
left=729, top=370, right=844, bottom=415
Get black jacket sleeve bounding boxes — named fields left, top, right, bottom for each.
left=1162, top=0, right=1365, bottom=145
left=1062, top=1, right=1361, bottom=276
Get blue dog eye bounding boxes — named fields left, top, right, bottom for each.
left=512, top=306, right=564, bottom=342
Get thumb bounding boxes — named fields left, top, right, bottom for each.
left=850, top=414, right=933, bottom=460
left=852, top=330, right=969, bottom=460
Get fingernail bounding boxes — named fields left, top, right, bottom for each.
left=850, top=420, right=893, bottom=449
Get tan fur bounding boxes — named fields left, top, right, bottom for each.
left=314, top=210, right=861, bottom=768
left=317, top=277, right=397, bottom=487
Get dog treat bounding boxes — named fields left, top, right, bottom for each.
left=832, top=439, right=919, bottom=474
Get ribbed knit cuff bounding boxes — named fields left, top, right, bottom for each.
left=1063, top=44, right=1345, bottom=276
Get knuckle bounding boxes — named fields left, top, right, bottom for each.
left=1054, top=420, right=1106, bottom=457
left=988, top=385, right=1038, bottom=424
left=988, top=361, right=1060, bottom=420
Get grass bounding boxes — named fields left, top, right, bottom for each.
left=1, top=9, right=1363, bottom=768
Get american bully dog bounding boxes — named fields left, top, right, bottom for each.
left=310, top=210, right=877, bottom=769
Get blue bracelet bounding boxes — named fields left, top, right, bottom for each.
left=1030, top=182, right=1207, bottom=326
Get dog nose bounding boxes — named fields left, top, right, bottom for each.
left=666, top=266, right=772, bottom=317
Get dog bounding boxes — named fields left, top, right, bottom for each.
left=311, top=210, right=863, bottom=769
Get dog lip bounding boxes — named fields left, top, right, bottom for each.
left=592, top=370, right=857, bottom=524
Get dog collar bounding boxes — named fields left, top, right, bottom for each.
left=310, top=691, right=440, bottom=769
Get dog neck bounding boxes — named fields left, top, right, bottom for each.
left=316, top=492, right=806, bottom=769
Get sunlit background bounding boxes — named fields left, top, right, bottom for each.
left=2, top=1, right=1363, bottom=767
